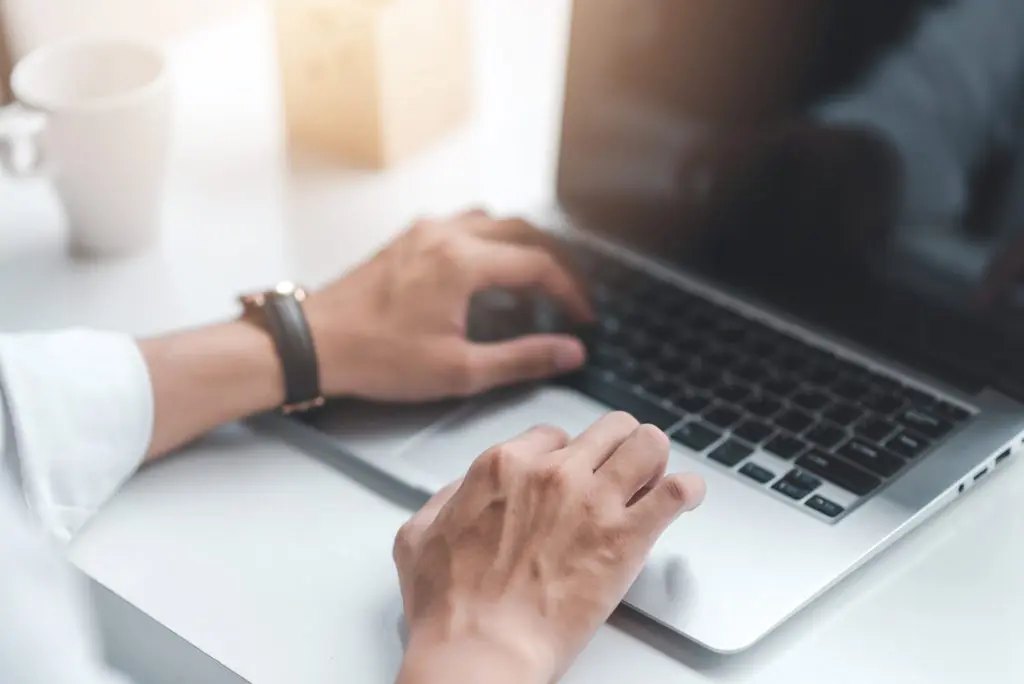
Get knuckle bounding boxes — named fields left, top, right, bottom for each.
left=636, top=424, right=670, bottom=462
left=408, top=218, right=435, bottom=240
left=431, top=236, right=469, bottom=269
left=531, top=251, right=561, bottom=278
left=393, top=521, right=419, bottom=561
left=663, top=475, right=690, bottom=504
left=471, top=443, right=517, bottom=488
left=606, top=411, right=641, bottom=433
left=533, top=424, right=570, bottom=447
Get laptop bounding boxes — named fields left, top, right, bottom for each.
left=276, top=0, right=1024, bottom=653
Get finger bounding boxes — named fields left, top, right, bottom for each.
left=463, top=239, right=594, bottom=321
left=628, top=473, right=706, bottom=539
left=596, top=424, right=671, bottom=503
left=565, top=411, right=641, bottom=472
left=475, top=217, right=572, bottom=259
left=458, top=335, right=587, bottom=395
left=475, top=218, right=592, bottom=303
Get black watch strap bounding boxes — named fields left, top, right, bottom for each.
left=241, top=283, right=325, bottom=414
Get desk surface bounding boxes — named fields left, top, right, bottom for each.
left=2, top=4, right=1023, bottom=683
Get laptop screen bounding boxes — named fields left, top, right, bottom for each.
left=557, top=0, right=1024, bottom=398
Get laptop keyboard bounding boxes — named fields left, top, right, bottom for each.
left=560, top=243, right=974, bottom=520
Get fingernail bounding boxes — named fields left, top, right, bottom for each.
left=555, top=340, right=586, bottom=372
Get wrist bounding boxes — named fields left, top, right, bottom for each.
left=398, top=631, right=553, bottom=684
left=140, top=319, right=285, bottom=459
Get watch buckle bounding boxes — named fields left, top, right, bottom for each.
left=281, top=396, right=327, bottom=415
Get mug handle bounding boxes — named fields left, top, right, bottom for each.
left=0, top=103, right=46, bottom=177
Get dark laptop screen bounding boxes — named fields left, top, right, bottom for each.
left=557, top=0, right=1024, bottom=398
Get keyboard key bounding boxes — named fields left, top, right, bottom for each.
left=805, top=423, right=847, bottom=450
left=885, top=431, right=931, bottom=459
left=684, top=368, right=721, bottom=390
left=763, top=376, right=800, bottom=398
left=744, top=337, right=780, bottom=358
left=733, top=420, right=774, bottom=444
left=732, top=361, right=772, bottom=383
left=625, top=333, right=660, bottom=358
left=776, top=408, right=815, bottom=434
left=591, top=346, right=624, bottom=369
left=783, top=469, right=822, bottom=491
left=806, top=363, right=840, bottom=385
left=616, top=362, right=646, bottom=386
left=777, top=353, right=810, bottom=373
left=806, top=495, right=845, bottom=518
left=792, top=390, right=831, bottom=412
left=855, top=417, right=898, bottom=442
left=837, top=439, right=904, bottom=478
left=718, top=325, right=749, bottom=345
left=708, top=440, right=754, bottom=467
left=739, top=463, right=776, bottom=484
left=673, top=421, right=723, bottom=452
left=861, top=393, right=905, bottom=415
left=675, top=335, right=710, bottom=357
left=932, top=400, right=970, bottom=423
left=661, top=352, right=696, bottom=376
left=796, top=451, right=882, bottom=496
left=672, top=391, right=711, bottom=414
left=705, top=349, right=741, bottom=369
left=640, top=376, right=676, bottom=398
left=772, top=479, right=811, bottom=500
left=832, top=379, right=871, bottom=401
left=896, top=408, right=953, bottom=439
left=764, top=434, right=809, bottom=460
left=823, top=403, right=864, bottom=427
left=563, top=372, right=683, bottom=430
left=743, top=395, right=784, bottom=418
left=704, top=405, right=744, bottom=429
left=714, top=383, right=751, bottom=404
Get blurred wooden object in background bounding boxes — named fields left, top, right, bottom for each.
left=274, top=0, right=473, bottom=169
left=0, top=8, right=12, bottom=105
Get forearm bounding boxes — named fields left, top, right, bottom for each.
left=139, top=319, right=285, bottom=461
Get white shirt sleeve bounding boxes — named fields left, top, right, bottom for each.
left=0, top=329, right=154, bottom=684
left=0, top=329, right=154, bottom=542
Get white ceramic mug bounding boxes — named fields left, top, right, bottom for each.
left=0, top=38, right=172, bottom=257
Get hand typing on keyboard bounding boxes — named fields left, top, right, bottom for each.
left=303, top=209, right=595, bottom=402
left=393, top=414, right=706, bottom=684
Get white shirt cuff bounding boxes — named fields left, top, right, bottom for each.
left=0, top=330, right=154, bottom=543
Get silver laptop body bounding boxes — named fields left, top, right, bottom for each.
left=274, top=0, right=1024, bottom=653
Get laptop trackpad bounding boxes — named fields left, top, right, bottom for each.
left=397, top=385, right=610, bottom=484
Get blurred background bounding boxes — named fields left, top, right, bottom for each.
left=1, top=0, right=255, bottom=57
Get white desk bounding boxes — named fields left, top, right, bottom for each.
left=2, top=5, right=1023, bottom=683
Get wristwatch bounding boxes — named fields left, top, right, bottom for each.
left=239, top=281, right=326, bottom=415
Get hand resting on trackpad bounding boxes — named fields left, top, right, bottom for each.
left=393, top=357, right=697, bottom=628
left=391, top=412, right=704, bottom=679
